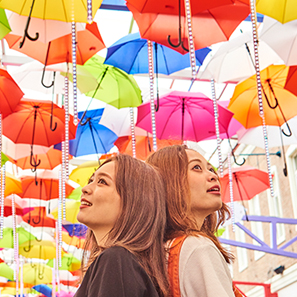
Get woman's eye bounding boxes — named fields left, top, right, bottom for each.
left=193, top=164, right=202, bottom=170
left=209, top=168, right=216, bottom=173
left=98, top=179, right=107, bottom=185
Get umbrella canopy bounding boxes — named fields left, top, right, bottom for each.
left=228, top=65, right=297, bottom=128
left=59, top=230, right=85, bottom=247
left=22, top=263, right=52, bottom=285
left=220, top=166, right=270, bottom=203
left=0, top=0, right=103, bottom=23
left=199, top=31, right=283, bottom=83
left=104, top=32, right=211, bottom=75
left=115, top=135, right=182, bottom=160
left=51, top=199, right=80, bottom=223
left=22, top=207, right=56, bottom=228
left=33, top=284, right=52, bottom=297
left=47, top=252, right=81, bottom=271
left=256, top=0, right=297, bottom=23
left=19, top=239, right=57, bottom=260
left=284, top=65, right=297, bottom=96
left=136, top=91, right=234, bottom=142
left=0, top=263, right=13, bottom=280
left=0, top=8, right=10, bottom=40
left=63, top=223, right=88, bottom=238
left=67, top=186, right=83, bottom=201
left=127, top=1, right=250, bottom=54
left=66, top=55, right=142, bottom=108
left=0, top=67, right=24, bottom=117
left=0, top=227, right=36, bottom=248
left=5, top=22, right=105, bottom=66
left=3, top=98, right=77, bottom=147
left=260, top=16, right=297, bottom=66
left=2, top=199, right=33, bottom=217
left=5, top=172, right=23, bottom=197
left=55, top=108, right=118, bottom=157
left=69, top=161, right=99, bottom=187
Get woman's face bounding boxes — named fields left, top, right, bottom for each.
left=186, top=149, right=222, bottom=219
left=77, top=161, right=121, bottom=236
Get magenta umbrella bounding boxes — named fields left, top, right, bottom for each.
left=136, top=91, right=234, bottom=142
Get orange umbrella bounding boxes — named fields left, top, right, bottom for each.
left=13, top=147, right=72, bottom=170
left=5, top=22, right=105, bottom=67
left=228, top=65, right=297, bottom=129
left=5, top=172, right=23, bottom=197
left=22, top=207, right=56, bottom=228
left=115, top=135, right=182, bottom=160
left=127, top=1, right=250, bottom=53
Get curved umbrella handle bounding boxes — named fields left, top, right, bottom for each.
left=41, top=64, right=55, bottom=88
left=30, top=152, right=41, bottom=170
left=263, top=79, right=279, bottom=109
left=79, top=110, right=91, bottom=126
left=50, top=113, right=57, bottom=131
left=38, top=262, right=45, bottom=280
left=282, top=121, right=292, bottom=137
left=19, top=0, right=39, bottom=48
left=23, top=244, right=32, bottom=252
left=32, top=210, right=41, bottom=225
left=233, top=152, right=246, bottom=166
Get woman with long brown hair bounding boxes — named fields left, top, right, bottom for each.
left=74, top=154, right=169, bottom=297
left=147, top=145, right=237, bottom=297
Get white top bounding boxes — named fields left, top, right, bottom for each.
left=179, top=236, right=235, bottom=297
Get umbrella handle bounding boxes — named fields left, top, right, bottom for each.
left=281, top=121, right=292, bottom=137
left=41, top=65, right=55, bottom=88
left=79, top=110, right=91, bottom=126
left=32, top=207, right=42, bottom=225
left=19, top=0, right=39, bottom=48
left=30, top=152, right=41, bottom=170
left=263, top=79, right=279, bottom=109
left=23, top=244, right=32, bottom=252
left=50, top=114, right=57, bottom=131
left=233, top=153, right=246, bottom=166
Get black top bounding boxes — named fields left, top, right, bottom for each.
left=74, top=246, right=160, bottom=297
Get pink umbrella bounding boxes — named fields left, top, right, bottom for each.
left=136, top=91, right=234, bottom=142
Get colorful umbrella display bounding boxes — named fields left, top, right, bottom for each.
left=47, top=252, right=81, bottom=271
left=51, top=199, right=80, bottom=223
left=0, top=227, right=36, bottom=248
left=22, top=263, right=52, bottom=285
left=136, top=91, right=234, bottom=142
left=220, top=166, right=270, bottom=203
left=19, top=239, right=57, bottom=260
left=22, top=207, right=56, bottom=228
left=5, top=172, right=23, bottom=197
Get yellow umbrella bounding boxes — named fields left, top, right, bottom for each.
left=19, top=240, right=57, bottom=260
left=69, top=160, right=99, bottom=187
left=47, top=252, right=81, bottom=272
left=228, top=64, right=297, bottom=128
left=59, top=231, right=85, bottom=248
left=22, top=263, right=52, bottom=285
left=5, top=172, right=22, bottom=197
left=0, top=287, right=30, bottom=295
left=0, top=0, right=103, bottom=23
left=51, top=199, right=80, bottom=223
left=256, top=0, right=297, bottom=23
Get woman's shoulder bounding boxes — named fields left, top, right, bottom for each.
left=183, top=235, right=215, bottom=249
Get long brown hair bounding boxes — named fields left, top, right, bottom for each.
left=146, top=145, right=234, bottom=263
left=81, top=154, right=169, bottom=296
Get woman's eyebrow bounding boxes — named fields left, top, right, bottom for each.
left=188, top=159, right=213, bottom=167
left=96, top=172, right=113, bottom=181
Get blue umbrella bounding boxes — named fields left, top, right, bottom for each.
left=104, top=32, right=211, bottom=75
left=54, top=109, right=117, bottom=157
left=33, top=284, right=52, bottom=297
left=63, top=223, right=88, bottom=238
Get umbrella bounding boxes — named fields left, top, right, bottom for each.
left=127, top=1, right=250, bottom=54
left=256, top=0, right=296, bottom=23
left=228, top=65, right=297, bottom=129
left=0, top=8, right=10, bottom=40
left=65, top=55, right=142, bottom=108
left=0, top=227, right=36, bottom=248
left=67, top=186, right=83, bottom=201
left=0, top=263, right=13, bottom=280
left=199, top=31, right=283, bottom=83
left=47, top=252, right=81, bottom=271
left=13, top=147, right=72, bottom=170
left=136, top=90, right=234, bottom=142
left=22, top=263, right=52, bottom=285
left=63, top=223, right=88, bottom=238
left=51, top=199, right=80, bottom=224
left=5, top=22, right=105, bottom=68
left=22, top=207, right=56, bottom=228
left=260, top=16, right=297, bottom=66
left=32, top=284, right=52, bottom=297
left=59, top=230, right=85, bottom=247
left=19, top=239, right=57, bottom=260
left=4, top=172, right=23, bottom=197
left=104, top=32, right=211, bottom=75
left=2, top=199, right=33, bottom=217
left=69, top=161, right=99, bottom=187
left=54, top=109, right=118, bottom=157
left=220, top=166, right=270, bottom=203
left=284, top=66, right=297, bottom=96
left=115, top=135, right=182, bottom=160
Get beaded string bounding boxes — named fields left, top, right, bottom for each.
left=129, top=108, right=136, bottom=158
left=87, top=0, right=93, bottom=23
left=0, top=165, right=5, bottom=239
left=228, top=153, right=235, bottom=231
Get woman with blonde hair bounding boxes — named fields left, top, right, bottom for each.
left=75, top=154, right=169, bottom=297
left=147, top=145, right=239, bottom=297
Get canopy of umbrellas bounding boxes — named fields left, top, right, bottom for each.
left=0, top=0, right=295, bottom=296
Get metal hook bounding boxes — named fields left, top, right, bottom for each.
left=228, top=139, right=246, bottom=166
left=32, top=208, right=41, bottom=225
left=19, top=0, right=39, bottom=48
left=30, top=153, right=41, bottom=171
left=154, top=42, right=160, bottom=112
left=23, top=244, right=32, bottom=252
left=263, top=79, right=278, bottom=109
left=38, top=262, right=45, bottom=280
left=167, top=0, right=189, bottom=52
left=41, top=64, right=55, bottom=88
left=79, top=110, right=91, bottom=126
left=50, top=113, right=57, bottom=131
left=30, top=107, right=41, bottom=171
left=282, top=121, right=292, bottom=137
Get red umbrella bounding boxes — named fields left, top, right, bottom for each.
left=220, top=166, right=270, bottom=203
left=284, top=65, right=297, bottom=97
left=22, top=207, right=56, bottom=228
left=127, top=1, right=250, bottom=53
left=3, top=199, right=33, bottom=217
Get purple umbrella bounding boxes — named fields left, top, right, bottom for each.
left=136, top=91, right=234, bottom=142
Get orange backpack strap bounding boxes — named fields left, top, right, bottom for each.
left=167, top=235, right=187, bottom=297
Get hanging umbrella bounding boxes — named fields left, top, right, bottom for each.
left=115, top=135, right=182, bottom=160
left=199, top=31, right=283, bottom=83
left=19, top=239, right=57, bottom=260
left=54, top=109, right=118, bottom=157
left=256, top=0, right=297, bottom=23
left=0, top=263, right=14, bottom=280
left=0, top=8, right=10, bottom=40
left=228, top=64, right=297, bottom=129
left=1, top=199, right=33, bottom=217
left=104, top=32, right=211, bottom=75
left=51, top=199, right=80, bottom=224
left=64, top=55, right=142, bottom=109
left=5, top=172, right=23, bottom=197
left=22, top=207, right=56, bottom=228
left=69, top=161, right=99, bottom=187
left=0, top=227, right=36, bottom=248
left=59, top=230, right=85, bottom=247
left=220, top=166, right=270, bottom=203
left=47, top=252, right=81, bottom=271
left=32, top=284, right=52, bottom=297
left=136, top=90, right=234, bottom=142
left=284, top=65, right=297, bottom=96
left=67, top=186, right=83, bottom=201
left=260, top=16, right=297, bottom=66
left=127, top=0, right=250, bottom=54
left=21, top=263, right=52, bottom=285
left=63, top=223, right=88, bottom=238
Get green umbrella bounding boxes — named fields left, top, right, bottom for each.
left=0, top=227, right=36, bottom=248
left=0, top=263, right=14, bottom=280
left=0, top=8, right=11, bottom=40
left=63, top=55, right=142, bottom=109
left=67, top=186, right=82, bottom=201
left=47, top=253, right=81, bottom=271
left=1, top=152, right=9, bottom=166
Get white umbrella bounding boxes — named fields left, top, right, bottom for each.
left=260, top=16, right=297, bottom=66
left=199, top=31, right=283, bottom=83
